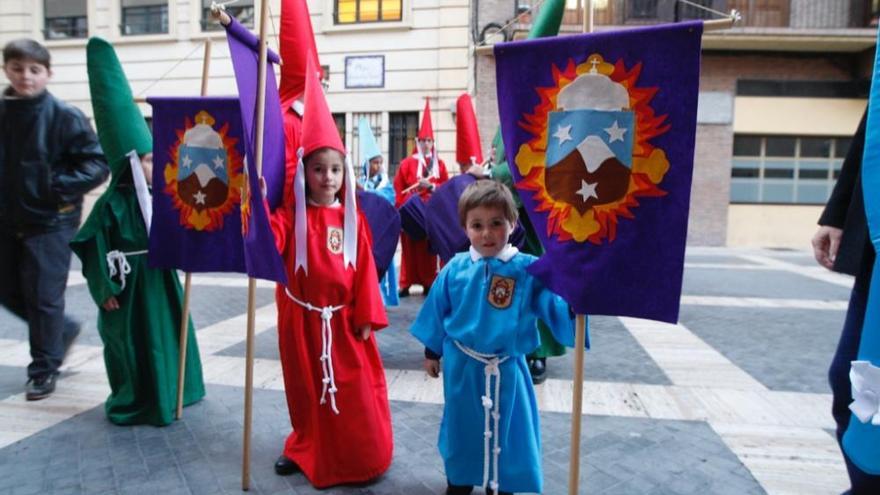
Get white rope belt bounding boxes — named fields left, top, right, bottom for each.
left=105, top=249, right=148, bottom=290
left=284, top=287, right=345, bottom=414
left=454, top=340, right=510, bottom=492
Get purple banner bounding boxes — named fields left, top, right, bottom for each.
left=495, top=22, right=702, bottom=323
left=225, top=19, right=288, bottom=283
left=147, top=96, right=286, bottom=283
left=225, top=17, right=285, bottom=210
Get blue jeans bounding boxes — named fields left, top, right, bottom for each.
left=829, top=286, right=880, bottom=493
left=0, top=227, right=79, bottom=380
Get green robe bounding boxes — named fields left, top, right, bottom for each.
left=493, top=159, right=566, bottom=359
left=71, top=184, right=205, bottom=426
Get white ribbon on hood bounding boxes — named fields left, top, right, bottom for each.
left=127, top=150, right=152, bottom=232
left=293, top=147, right=358, bottom=275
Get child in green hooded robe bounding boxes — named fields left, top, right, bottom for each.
left=70, top=38, right=205, bottom=426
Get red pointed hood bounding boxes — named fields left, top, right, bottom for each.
left=279, top=0, right=322, bottom=108
left=300, top=55, right=344, bottom=157
left=455, top=93, right=482, bottom=165
left=418, top=98, right=434, bottom=140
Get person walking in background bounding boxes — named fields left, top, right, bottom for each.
left=0, top=39, right=108, bottom=400
left=812, top=110, right=880, bottom=493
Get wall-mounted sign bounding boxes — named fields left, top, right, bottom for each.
left=345, top=55, right=385, bottom=89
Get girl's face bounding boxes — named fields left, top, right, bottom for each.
left=305, top=149, right=345, bottom=205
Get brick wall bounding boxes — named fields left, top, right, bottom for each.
left=689, top=123, right=732, bottom=246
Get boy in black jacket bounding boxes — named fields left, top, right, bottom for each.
left=0, top=39, right=108, bottom=400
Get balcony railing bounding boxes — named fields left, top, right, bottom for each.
left=509, top=0, right=874, bottom=36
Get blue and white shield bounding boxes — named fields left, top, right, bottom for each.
left=546, top=109, right=634, bottom=169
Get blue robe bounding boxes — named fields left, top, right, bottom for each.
left=411, top=245, right=583, bottom=493
left=361, top=173, right=399, bottom=306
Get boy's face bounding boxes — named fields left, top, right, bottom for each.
left=3, top=58, right=51, bottom=97
left=465, top=205, right=514, bottom=259
left=306, top=149, right=345, bottom=205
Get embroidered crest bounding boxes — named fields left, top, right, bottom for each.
left=488, top=275, right=516, bottom=309
left=327, top=227, right=343, bottom=254
left=515, top=53, right=671, bottom=244
left=162, top=110, right=244, bottom=231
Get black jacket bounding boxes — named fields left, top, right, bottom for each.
left=0, top=89, right=108, bottom=235
left=818, top=110, right=874, bottom=289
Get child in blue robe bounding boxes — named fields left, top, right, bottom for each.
left=411, top=180, right=584, bottom=494
left=357, top=117, right=399, bottom=306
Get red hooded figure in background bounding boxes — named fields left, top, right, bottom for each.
left=393, top=99, right=449, bottom=295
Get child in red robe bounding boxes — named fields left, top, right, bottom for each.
left=268, top=56, right=392, bottom=488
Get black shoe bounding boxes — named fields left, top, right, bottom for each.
left=445, top=483, right=473, bottom=495
left=398, top=287, right=410, bottom=298
left=529, top=357, right=547, bottom=385
left=274, top=455, right=299, bottom=476
left=25, top=373, right=58, bottom=401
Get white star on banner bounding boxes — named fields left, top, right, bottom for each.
left=576, top=180, right=598, bottom=202
left=553, top=124, right=573, bottom=146
left=193, top=190, right=207, bottom=205
left=182, top=155, right=192, bottom=169
left=604, top=121, right=627, bottom=143
left=213, top=155, right=225, bottom=170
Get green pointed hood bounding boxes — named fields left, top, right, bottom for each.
left=87, top=37, right=152, bottom=177
left=489, top=0, right=562, bottom=193
left=527, top=0, right=565, bottom=39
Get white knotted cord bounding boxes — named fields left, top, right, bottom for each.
left=105, top=249, right=148, bottom=290
left=285, top=288, right=345, bottom=414
left=454, top=340, right=510, bottom=492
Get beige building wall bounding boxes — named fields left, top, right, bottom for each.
left=0, top=0, right=471, bottom=166
left=727, top=204, right=823, bottom=249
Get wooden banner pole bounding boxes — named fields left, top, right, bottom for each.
left=175, top=38, right=212, bottom=421
left=242, top=0, right=271, bottom=489
left=568, top=4, right=592, bottom=492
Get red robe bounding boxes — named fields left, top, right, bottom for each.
left=269, top=202, right=392, bottom=488
left=393, top=154, right=448, bottom=289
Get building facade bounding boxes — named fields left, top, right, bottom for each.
left=2, top=0, right=877, bottom=246
left=0, top=0, right=472, bottom=179
left=473, top=0, right=877, bottom=246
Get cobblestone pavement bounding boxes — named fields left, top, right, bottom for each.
left=0, top=248, right=854, bottom=494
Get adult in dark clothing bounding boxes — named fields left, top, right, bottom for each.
left=812, top=110, right=880, bottom=493
left=0, top=39, right=109, bottom=400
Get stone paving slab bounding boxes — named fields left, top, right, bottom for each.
left=0, top=285, right=276, bottom=348
left=682, top=268, right=851, bottom=300
left=0, top=383, right=762, bottom=495
left=683, top=255, right=758, bottom=266
left=0, top=365, right=24, bottom=403
left=679, top=306, right=844, bottom=394
left=0, top=247, right=855, bottom=494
